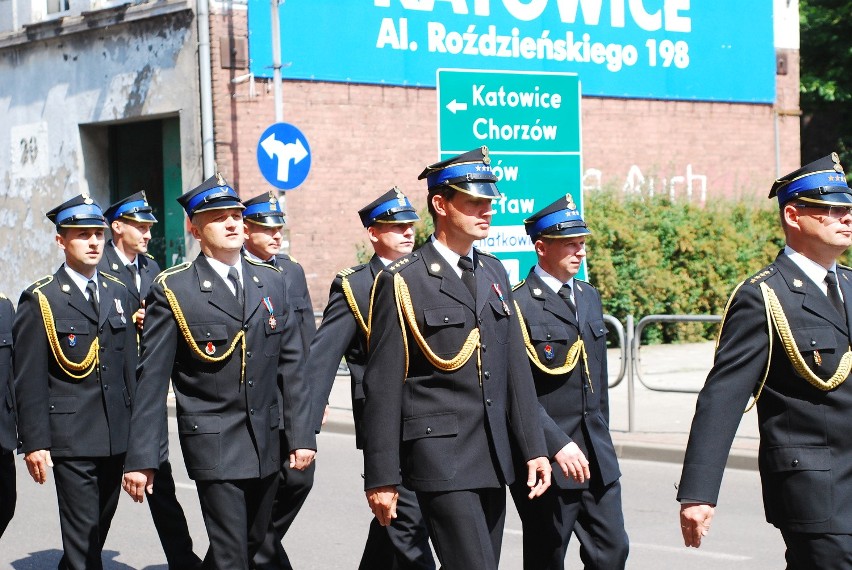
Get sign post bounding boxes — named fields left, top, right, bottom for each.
left=437, top=69, right=582, bottom=283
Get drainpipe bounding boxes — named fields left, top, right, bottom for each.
left=197, top=0, right=215, bottom=178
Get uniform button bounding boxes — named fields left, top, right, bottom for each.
left=583, top=411, right=589, bottom=417
left=206, top=332, right=211, bottom=338
left=192, top=424, right=198, bottom=431
left=246, top=351, right=252, bottom=358
left=486, top=399, right=492, bottom=406
left=243, top=324, right=250, bottom=331
left=99, top=327, right=104, bottom=333
left=100, top=346, right=106, bottom=352
left=103, top=384, right=109, bottom=390
left=599, top=328, right=605, bottom=334
left=791, top=459, right=799, bottom=467
left=102, top=365, right=108, bottom=370
left=546, top=334, right=552, bottom=340
left=810, top=340, right=817, bottom=346
left=250, top=408, right=255, bottom=415
left=248, top=380, right=254, bottom=387
left=483, top=371, right=490, bottom=379
left=70, top=326, right=75, bottom=331
left=49, top=405, right=55, bottom=411
left=478, top=318, right=483, bottom=325
left=426, top=427, right=432, bottom=434
left=443, top=316, right=449, bottom=323
left=481, top=343, right=487, bottom=352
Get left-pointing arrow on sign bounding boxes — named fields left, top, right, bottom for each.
left=446, top=99, right=468, bottom=114
left=260, top=134, right=308, bottom=182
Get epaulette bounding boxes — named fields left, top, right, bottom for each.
left=746, top=265, right=776, bottom=285
left=143, top=252, right=155, bottom=259
left=386, top=252, right=418, bottom=273
left=286, top=254, right=298, bottom=264
left=99, top=272, right=126, bottom=287
left=475, top=248, right=498, bottom=259
left=154, top=262, right=191, bottom=285
left=512, top=279, right=526, bottom=292
left=27, top=275, right=53, bottom=291
left=337, top=264, right=366, bottom=279
left=244, top=256, right=282, bottom=272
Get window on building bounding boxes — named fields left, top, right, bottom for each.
left=46, top=0, right=70, bottom=14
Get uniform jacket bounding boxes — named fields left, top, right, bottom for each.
left=513, top=270, right=621, bottom=489
left=679, top=253, right=852, bottom=533
left=125, top=255, right=314, bottom=481
left=362, top=240, right=547, bottom=493
left=99, top=241, right=161, bottom=308
left=14, top=268, right=137, bottom=457
left=272, top=253, right=315, bottom=355
left=0, top=297, right=16, bottom=454
left=308, top=255, right=383, bottom=448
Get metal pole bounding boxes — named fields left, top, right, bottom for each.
left=270, top=0, right=283, bottom=123
left=626, top=314, right=635, bottom=433
left=197, top=0, right=215, bottom=177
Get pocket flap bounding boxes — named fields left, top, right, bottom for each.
left=268, top=404, right=280, bottom=428
left=54, top=319, right=89, bottom=335
left=402, top=412, right=458, bottom=441
left=178, top=414, right=222, bottom=435
left=49, top=396, right=77, bottom=414
left=424, top=307, right=465, bottom=327
left=764, top=446, right=831, bottom=472
left=529, top=324, right=570, bottom=342
left=792, top=326, right=836, bottom=352
left=108, top=315, right=127, bottom=330
left=188, top=324, right=229, bottom=342
left=587, top=319, right=608, bottom=339
left=0, top=332, right=12, bottom=347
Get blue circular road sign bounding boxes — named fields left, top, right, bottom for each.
left=256, top=122, right=312, bottom=190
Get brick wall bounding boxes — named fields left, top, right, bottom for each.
left=209, top=8, right=801, bottom=310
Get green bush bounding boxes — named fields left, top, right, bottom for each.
left=586, top=191, right=786, bottom=343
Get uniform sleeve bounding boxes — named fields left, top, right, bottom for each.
left=361, top=270, right=405, bottom=490
left=306, top=277, right=358, bottom=432
left=289, top=262, right=317, bottom=354
left=277, top=273, right=316, bottom=451
left=677, top=283, right=768, bottom=504
left=122, top=288, right=139, bottom=397
left=125, top=282, right=176, bottom=472
left=13, top=289, right=52, bottom=454
left=504, top=283, right=548, bottom=462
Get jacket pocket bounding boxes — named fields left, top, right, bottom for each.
left=48, top=396, right=77, bottom=451
left=188, top=324, right=229, bottom=360
left=402, top=412, right=458, bottom=482
left=178, top=414, right=221, bottom=471
left=762, top=446, right=831, bottom=524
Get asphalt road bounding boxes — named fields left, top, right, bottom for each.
left=1, top=420, right=785, bottom=569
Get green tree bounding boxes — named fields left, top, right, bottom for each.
left=800, top=0, right=852, bottom=167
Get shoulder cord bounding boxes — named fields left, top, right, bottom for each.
left=749, top=282, right=852, bottom=404
left=342, top=275, right=369, bottom=336
left=34, top=278, right=99, bottom=380
left=514, top=300, right=593, bottom=392
left=393, top=273, right=479, bottom=376
left=162, top=283, right=246, bottom=384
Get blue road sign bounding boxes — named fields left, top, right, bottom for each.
left=256, top=122, right=311, bottom=190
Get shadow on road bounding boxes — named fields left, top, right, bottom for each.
left=10, top=549, right=168, bottom=570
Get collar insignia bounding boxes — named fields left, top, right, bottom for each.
left=793, top=279, right=803, bottom=288
left=430, top=263, right=441, bottom=272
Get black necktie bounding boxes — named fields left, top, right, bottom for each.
left=457, top=256, right=476, bottom=299
left=228, top=267, right=244, bottom=307
left=86, top=279, right=99, bottom=316
left=126, top=263, right=139, bottom=293
left=826, top=270, right=845, bottom=318
left=558, top=283, right=577, bottom=316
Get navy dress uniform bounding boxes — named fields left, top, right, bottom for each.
left=309, top=188, right=435, bottom=570
left=678, top=154, right=852, bottom=567
left=124, top=175, right=315, bottom=570
left=0, top=294, right=15, bottom=539
left=14, top=195, right=137, bottom=569
left=101, top=192, right=202, bottom=569
left=241, top=191, right=318, bottom=570
left=510, top=195, right=628, bottom=569
left=362, top=149, right=549, bottom=570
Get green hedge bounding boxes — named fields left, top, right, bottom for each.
left=359, top=193, right=850, bottom=343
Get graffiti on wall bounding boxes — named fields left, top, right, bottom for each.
left=583, top=163, right=708, bottom=202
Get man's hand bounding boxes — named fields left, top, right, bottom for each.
left=289, top=449, right=316, bottom=470
left=525, top=456, right=552, bottom=499
left=680, top=502, right=715, bottom=548
left=554, top=442, right=590, bottom=483
left=122, top=469, right=156, bottom=503
left=365, top=485, right=399, bottom=527
left=24, top=449, right=53, bottom=484
left=133, top=303, right=146, bottom=331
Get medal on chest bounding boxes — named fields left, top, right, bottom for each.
left=544, top=343, right=554, bottom=361
left=491, top=283, right=512, bottom=316
left=68, top=333, right=77, bottom=347
left=263, top=296, right=276, bottom=329
left=205, top=341, right=216, bottom=355
left=114, top=298, right=126, bottom=324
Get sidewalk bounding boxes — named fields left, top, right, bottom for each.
left=321, top=341, right=761, bottom=471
